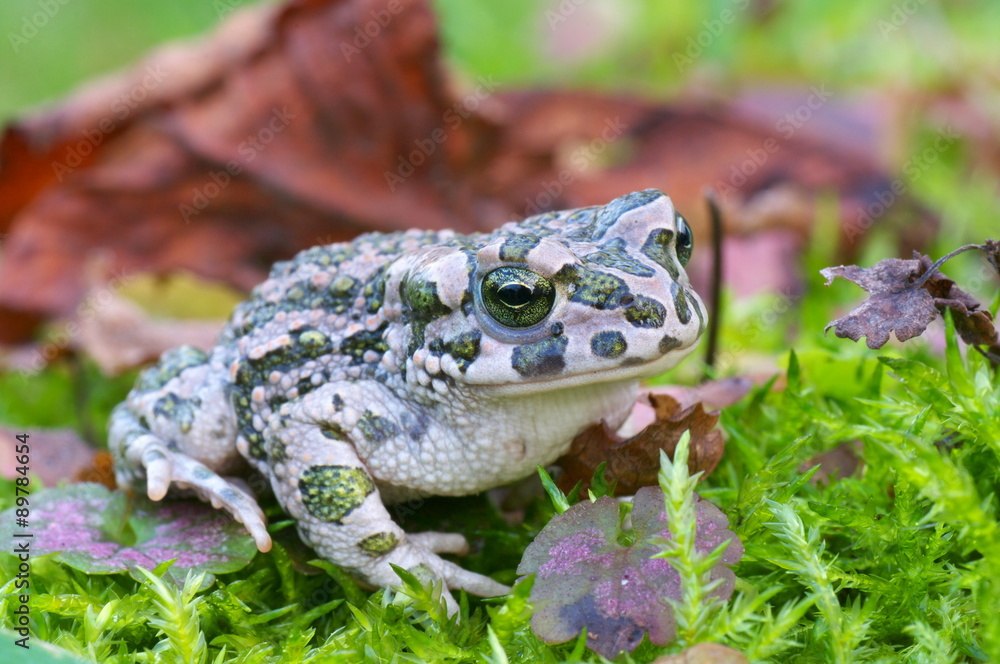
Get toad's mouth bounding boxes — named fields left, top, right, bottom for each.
left=475, top=337, right=702, bottom=398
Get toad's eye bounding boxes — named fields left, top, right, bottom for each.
left=675, top=213, right=693, bottom=266
left=481, top=267, right=555, bottom=328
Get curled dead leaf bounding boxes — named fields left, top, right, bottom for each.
left=985, top=239, right=1000, bottom=275
left=822, top=246, right=1000, bottom=358
left=915, top=253, right=1000, bottom=350
left=801, top=441, right=863, bottom=486
left=556, top=394, right=724, bottom=495
left=821, top=258, right=939, bottom=348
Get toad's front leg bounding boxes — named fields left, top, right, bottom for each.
left=262, top=385, right=508, bottom=613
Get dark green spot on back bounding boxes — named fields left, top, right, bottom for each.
left=137, top=346, right=208, bottom=392
left=641, top=229, right=680, bottom=280
left=499, top=234, right=542, bottom=262
left=298, top=465, right=374, bottom=523
left=358, top=411, right=398, bottom=445
left=358, top=531, right=400, bottom=557
left=442, top=329, right=481, bottom=372
left=659, top=334, right=682, bottom=353
left=624, top=296, right=666, bottom=328
left=555, top=264, right=631, bottom=311
left=511, top=335, right=569, bottom=377
left=590, top=330, right=628, bottom=358
left=671, top=283, right=692, bottom=325
left=586, top=238, right=655, bottom=277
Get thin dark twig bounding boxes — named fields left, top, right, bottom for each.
left=910, top=243, right=983, bottom=289
left=973, top=344, right=1000, bottom=366
left=702, top=189, right=723, bottom=375
left=909, top=240, right=1000, bottom=368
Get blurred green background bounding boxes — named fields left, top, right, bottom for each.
left=3, top=0, right=1000, bottom=110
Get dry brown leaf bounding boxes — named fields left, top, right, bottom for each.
left=916, top=253, right=1000, bottom=350
left=76, top=290, right=223, bottom=375
left=651, top=643, right=749, bottom=664
left=556, top=394, right=724, bottom=495
left=801, top=441, right=863, bottom=486
left=985, top=239, right=1000, bottom=275
left=76, top=451, right=118, bottom=489
left=646, top=377, right=754, bottom=412
left=0, top=0, right=939, bottom=344
left=821, top=259, right=940, bottom=348
left=0, top=0, right=511, bottom=340
left=823, top=249, right=999, bottom=354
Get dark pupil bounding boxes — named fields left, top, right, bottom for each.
left=497, top=283, right=533, bottom=307
left=677, top=218, right=692, bottom=247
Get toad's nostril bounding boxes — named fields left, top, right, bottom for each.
left=619, top=294, right=635, bottom=307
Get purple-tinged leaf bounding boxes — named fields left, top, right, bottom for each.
left=822, top=245, right=1000, bottom=362
left=821, top=259, right=938, bottom=348
left=0, top=483, right=257, bottom=584
left=517, top=486, right=742, bottom=658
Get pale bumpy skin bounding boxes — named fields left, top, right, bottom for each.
left=110, top=189, right=706, bottom=609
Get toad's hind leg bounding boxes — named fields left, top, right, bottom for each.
left=108, top=350, right=272, bottom=552
left=265, top=384, right=508, bottom=612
